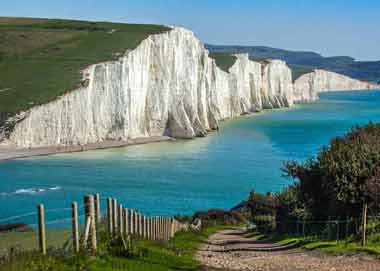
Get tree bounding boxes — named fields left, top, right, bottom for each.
left=284, top=123, right=380, bottom=219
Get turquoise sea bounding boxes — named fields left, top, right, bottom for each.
left=1, top=90, right=380, bottom=225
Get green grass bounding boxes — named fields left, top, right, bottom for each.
left=209, top=52, right=237, bottom=72
left=290, top=64, right=314, bottom=82
left=0, top=225, right=232, bottom=271
left=272, top=234, right=380, bottom=256
left=0, top=17, right=170, bottom=116
left=0, top=230, right=72, bottom=255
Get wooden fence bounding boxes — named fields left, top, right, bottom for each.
left=37, top=193, right=188, bottom=255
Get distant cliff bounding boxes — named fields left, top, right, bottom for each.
left=1, top=27, right=378, bottom=148
left=206, top=44, right=380, bottom=83
left=294, top=70, right=378, bottom=101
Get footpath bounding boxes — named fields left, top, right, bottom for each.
left=197, top=228, right=380, bottom=271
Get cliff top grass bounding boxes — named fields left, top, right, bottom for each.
left=209, top=52, right=237, bottom=72
left=0, top=17, right=170, bottom=116
left=290, top=64, right=314, bottom=82
left=0, top=225, right=233, bottom=271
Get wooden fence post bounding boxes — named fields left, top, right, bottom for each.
left=150, top=217, right=156, bottom=240
left=133, top=211, right=137, bottom=235
left=163, top=217, right=166, bottom=240
left=72, top=202, right=80, bottom=253
left=124, top=208, right=128, bottom=236
left=135, top=212, right=139, bottom=236
left=167, top=218, right=170, bottom=240
left=145, top=216, right=148, bottom=239
left=160, top=217, right=163, bottom=240
left=37, top=204, right=46, bottom=255
left=172, top=219, right=176, bottom=237
left=153, top=216, right=157, bottom=240
left=362, top=202, right=368, bottom=246
left=84, top=195, right=97, bottom=253
left=170, top=218, right=174, bottom=238
left=118, top=204, right=124, bottom=236
left=157, top=217, right=160, bottom=240
left=142, top=216, right=145, bottom=238
left=164, top=217, right=167, bottom=241
left=162, top=217, right=164, bottom=240
left=150, top=217, right=154, bottom=240
left=112, top=199, right=118, bottom=234
left=164, top=217, right=166, bottom=240
left=168, top=218, right=171, bottom=240
left=157, top=216, right=162, bottom=240
left=139, top=213, right=143, bottom=236
left=152, top=217, right=156, bottom=240
left=130, top=209, right=134, bottom=235
left=94, top=193, right=101, bottom=226
left=147, top=217, right=151, bottom=240
left=107, top=198, right=113, bottom=235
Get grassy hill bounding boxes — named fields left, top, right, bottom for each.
left=206, top=44, right=380, bottom=83
left=0, top=17, right=170, bottom=117
left=209, top=52, right=237, bottom=72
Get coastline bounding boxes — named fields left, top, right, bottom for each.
left=1, top=90, right=377, bottom=162
left=0, top=136, right=174, bottom=161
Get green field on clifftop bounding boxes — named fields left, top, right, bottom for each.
left=209, top=52, right=237, bottom=72
left=0, top=17, right=170, bottom=116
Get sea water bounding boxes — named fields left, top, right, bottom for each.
left=1, top=91, right=380, bottom=225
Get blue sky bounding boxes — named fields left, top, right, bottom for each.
left=1, top=0, right=379, bottom=61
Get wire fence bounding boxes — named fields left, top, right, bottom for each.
left=0, top=193, right=188, bottom=261
left=273, top=215, right=380, bottom=242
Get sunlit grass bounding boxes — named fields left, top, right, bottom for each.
left=0, top=225, right=234, bottom=271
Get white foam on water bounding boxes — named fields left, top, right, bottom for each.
left=0, top=186, right=62, bottom=196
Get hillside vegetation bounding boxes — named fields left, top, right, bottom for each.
left=0, top=17, right=170, bottom=116
left=0, top=224, right=232, bottom=271
left=209, top=52, right=237, bottom=72
left=233, top=123, right=380, bottom=255
left=206, top=44, right=380, bottom=83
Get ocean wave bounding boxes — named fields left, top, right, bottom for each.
left=0, top=186, right=62, bottom=196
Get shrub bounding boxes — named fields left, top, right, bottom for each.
left=252, top=215, right=276, bottom=233
left=193, top=209, right=246, bottom=226
left=284, top=123, right=380, bottom=219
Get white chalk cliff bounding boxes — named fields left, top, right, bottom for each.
left=294, top=69, right=377, bottom=101
left=3, top=27, right=378, bottom=148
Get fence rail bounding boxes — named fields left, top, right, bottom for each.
left=274, top=215, right=380, bottom=244
left=0, top=193, right=188, bottom=257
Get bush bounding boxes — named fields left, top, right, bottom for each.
left=252, top=215, right=276, bottom=233
left=232, top=191, right=277, bottom=220
left=193, top=209, right=246, bottom=226
left=284, top=123, right=380, bottom=219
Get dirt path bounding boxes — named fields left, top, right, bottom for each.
left=197, top=229, right=380, bottom=271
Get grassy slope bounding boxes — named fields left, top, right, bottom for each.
left=0, top=17, right=170, bottom=116
left=274, top=235, right=380, bottom=256
left=289, top=64, right=314, bottom=82
left=206, top=44, right=380, bottom=83
left=0, top=225, right=231, bottom=271
left=0, top=230, right=72, bottom=255
left=209, top=52, right=237, bottom=72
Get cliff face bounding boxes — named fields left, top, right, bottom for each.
left=6, top=28, right=295, bottom=148
left=294, top=69, right=377, bottom=101
left=3, top=28, right=377, bottom=148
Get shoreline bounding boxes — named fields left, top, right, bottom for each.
left=1, top=90, right=377, bottom=162
left=0, top=136, right=174, bottom=161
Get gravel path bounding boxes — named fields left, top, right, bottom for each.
left=197, top=229, right=380, bottom=271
